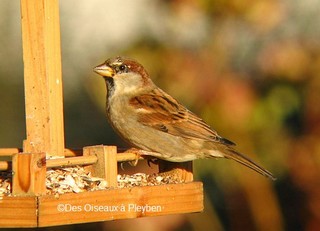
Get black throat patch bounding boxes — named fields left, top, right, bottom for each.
left=105, top=77, right=115, bottom=99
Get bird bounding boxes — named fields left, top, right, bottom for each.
left=93, top=56, right=275, bottom=180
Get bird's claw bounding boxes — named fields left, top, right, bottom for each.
left=124, top=148, right=141, bottom=166
left=147, top=158, right=159, bottom=167
left=128, top=153, right=140, bottom=166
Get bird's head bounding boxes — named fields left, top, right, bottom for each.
left=93, top=56, right=154, bottom=95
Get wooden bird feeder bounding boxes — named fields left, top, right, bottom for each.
left=0, top=0, right=203, bottom=227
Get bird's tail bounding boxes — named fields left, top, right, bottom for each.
left=223, top=148, right=276, bottom=180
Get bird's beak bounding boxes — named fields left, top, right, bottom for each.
left=93, top=63, right=114, bottom=77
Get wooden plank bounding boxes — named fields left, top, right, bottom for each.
left=0, top=196, right=37, bottom=227
left=0, top=155, right=98, bottom=171
left=0, top=161, right=10, bottom=171
left=83, top=145, right=118, bottom=187
left=38, top=182, right=203, bottom=227
left=0, top=148, right=22, bottom=157
left=64, top=148, right=82, bottom=157
left=0, top=148, right=149, bottom=161
left=46, top=155, right=98, bottom=168
left=0, top=148, right=81, bottom=157
left=117, top=152, right=144, bottom=162
left=12, top=153, right=46, bottom=195
left=159, top=161, right=194, bottom=182
left=21, top=0, right=65, bottom=157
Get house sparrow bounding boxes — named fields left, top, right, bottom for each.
left=93, top=56, right=275, bottom=180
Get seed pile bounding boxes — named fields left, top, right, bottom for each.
left=0, top=172, right=11, bottom=197
left=46, top=167, right=108, bottom=196
left=0, top=166, right=183, bottom=197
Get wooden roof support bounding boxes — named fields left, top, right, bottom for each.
left=21, top=0, right=65, bottom=157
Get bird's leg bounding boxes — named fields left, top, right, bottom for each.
left=124, top=148, right=141, bottom=166
left=124, top=148, right=163, bottom=166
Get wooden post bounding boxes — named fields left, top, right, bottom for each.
left=12, top=153, right=47, bottom=195
left=83, top=145, right=118, bottom=187
left=21, top=0, right=65, bottom=157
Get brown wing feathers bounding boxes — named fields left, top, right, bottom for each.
left=129, top=89, right=226, bottom=143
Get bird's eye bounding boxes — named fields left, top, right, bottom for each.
left=118, top=64, right=127, bottom=72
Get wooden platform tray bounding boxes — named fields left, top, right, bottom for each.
left=0, top=182, right=203, bottom=228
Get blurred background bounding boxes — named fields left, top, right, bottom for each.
left=1, top=0, right=320, bottom=230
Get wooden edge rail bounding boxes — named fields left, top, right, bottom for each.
left=0, top=148, right=139, bottom=158
left=0, top=149, right=146, bottom=171
left=46, top=155, right=98, bottom=168
left=0, top=148, right=81, bottom=157
left=0, top=161, right=11, bottom=171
